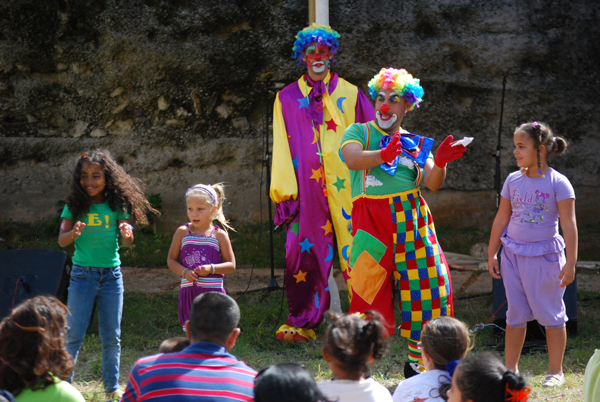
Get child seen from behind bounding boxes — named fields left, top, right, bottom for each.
left=445, top=353, right=530, bottom=402
left=393, top=316, right=471, bottom=402
left=318, top=311, right=392, bottom=402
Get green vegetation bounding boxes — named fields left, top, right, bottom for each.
left=70, top=289, right=597, bottom=401
left=2, top=221, right=599, bottom=266
left=1, top=216, right=598, bottom=400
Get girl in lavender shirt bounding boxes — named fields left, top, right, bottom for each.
left=488, top=121, right=577, bottom=388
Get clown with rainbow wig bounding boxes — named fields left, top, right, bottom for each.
left=270, top=24, right=375, bottom=341
left=341, top=67, right=468, bottom=378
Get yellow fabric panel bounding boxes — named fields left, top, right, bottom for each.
left=270, top=92, right=299, bottom=203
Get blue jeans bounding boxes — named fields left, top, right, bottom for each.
left=66, top=265, right=123, bottom=393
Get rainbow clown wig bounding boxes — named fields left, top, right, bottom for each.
left=368, top=68, right=424, bottom=110
left=292, top=23, right=340, bottom=68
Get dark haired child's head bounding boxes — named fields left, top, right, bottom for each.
left=0, top=296, right=73, bottom=394
left=421, top=317, right=472, bottom=371
left=159, top=337, right=190, bottom=353
left=187, top=292, right=240, bottom=350
left=514, top=122, right=567, bottom=177
left=445, top=353, right=530, bottom=402
left=254, top=363, right=331, bottom=402
left=67, top=149, right=158, bottom=225
left=322, top=311, right=387, bottom=380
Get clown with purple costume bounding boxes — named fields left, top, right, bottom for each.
left=270, top=24, right=374, bottom=340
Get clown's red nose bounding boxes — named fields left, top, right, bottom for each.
left=380, top=104, right=390, bottom=114
left=315, top=54, right=322, bottom=61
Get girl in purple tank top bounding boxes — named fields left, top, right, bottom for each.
left=167, top=183, right=236, bottom=329
left=488, top=122, right=577, bottom=388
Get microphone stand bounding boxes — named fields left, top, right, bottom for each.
left=494, top=73, right=508, bottom=209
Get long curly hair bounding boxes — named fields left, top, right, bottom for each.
left=0, top=296, right=74, bottom=396
left=65, top=149, right=159, bottom=225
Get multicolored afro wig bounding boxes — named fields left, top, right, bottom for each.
left=368, top=68, right=424, bottom=110
left=292, top=23, right=340, bottom=68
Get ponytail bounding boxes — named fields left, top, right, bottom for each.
left=211, top=183, right=235, bottom=232
left=515, top=121, right=567, bottom=177
left=323, top=310, right=387, bottom=378
left=502, top=371, right=530, bottom=402
left=447, top=353, right=530, bottom=402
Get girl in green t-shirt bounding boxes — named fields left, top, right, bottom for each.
left=57, top=149, right=158, bottom=398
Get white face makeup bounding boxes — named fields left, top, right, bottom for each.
left=311, top=62, right=327, bottom=73
left=375, top=90, right=408, bottom=132
left=376, top=111, right=397, bottom=129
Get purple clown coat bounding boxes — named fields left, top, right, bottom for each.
left=270, top=72, right=375, bottom=329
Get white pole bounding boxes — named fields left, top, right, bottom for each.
left=315, top=0, right=329, bottom=26
left=316, top=0, right=339, bottom=312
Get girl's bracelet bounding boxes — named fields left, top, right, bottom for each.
left=211, top=264, right=215, bottom=274
left=182, top=268, right=189, bottom=277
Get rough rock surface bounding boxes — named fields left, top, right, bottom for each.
left=1, top=0, right=599, bottom=228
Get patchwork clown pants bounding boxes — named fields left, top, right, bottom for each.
left=348, top=188, right=453, bottom=339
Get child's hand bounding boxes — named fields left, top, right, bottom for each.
left=183, top=268, right=198, bottom=282
left=72, top=221, right=86, bottom=240
left=195, top=265, right=212, bottom=277
left=119, top=223, right=133, bottom=238
left=559, top=263, right=575, bottom=288
left=488, top=255, right=501, bottom=279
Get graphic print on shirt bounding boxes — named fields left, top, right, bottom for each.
left=184, top=250, right=208, bottom=267
left=510, top=188, right=549, bottom=225
left=85, top=213, right=114, bottom=232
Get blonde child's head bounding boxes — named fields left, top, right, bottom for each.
left=185, top=183, right=234, bottom=232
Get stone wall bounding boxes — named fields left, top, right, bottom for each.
left=1, top=0, right=599, bottom=229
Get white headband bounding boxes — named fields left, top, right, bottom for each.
left=185, top=184, right=217, bottom=205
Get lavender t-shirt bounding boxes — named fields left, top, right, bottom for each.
left=501, top=168, right=575, bottom=243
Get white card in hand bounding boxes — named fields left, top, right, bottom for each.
left=452, top=137, right=474, bottom=147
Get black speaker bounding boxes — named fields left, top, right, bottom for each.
left=492, top=249, right=577, bottom=337
left=0, top=249, right=71, bottom=321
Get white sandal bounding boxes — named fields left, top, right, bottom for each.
left=542, top=373, right=565, bottom=387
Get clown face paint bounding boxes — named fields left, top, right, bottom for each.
left=375, top=90, right=409, bottom=133
left=303, top=44, right=332, bottom=75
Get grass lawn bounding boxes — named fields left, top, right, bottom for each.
left=2, top=220, right=598, bottom=400
left=70, top=288, right=598, bottom=401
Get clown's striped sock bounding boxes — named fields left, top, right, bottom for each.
left=407, top=338, right=422, bottom=364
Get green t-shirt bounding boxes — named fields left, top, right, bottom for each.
left=61, top=202, right=129, bottom=268
left=15, top=376, right=85, bottom=402
left=341, top=121, right=433, bottom=198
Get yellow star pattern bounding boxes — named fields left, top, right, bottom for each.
left=321, top=220, right=333, bottom=235
left=310, top=168, right=323, bottom=182
left=293, top=270, right=307, bottom=283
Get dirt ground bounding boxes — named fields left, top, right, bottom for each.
left=122, top=253, right=600, bottom=295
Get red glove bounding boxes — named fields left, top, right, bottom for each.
left=380, top=132, right=403, bottom=163
left=434, top=135, right=466, bottom=168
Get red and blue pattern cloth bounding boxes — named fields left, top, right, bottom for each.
left=122, top=342, right=257, bottom=402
